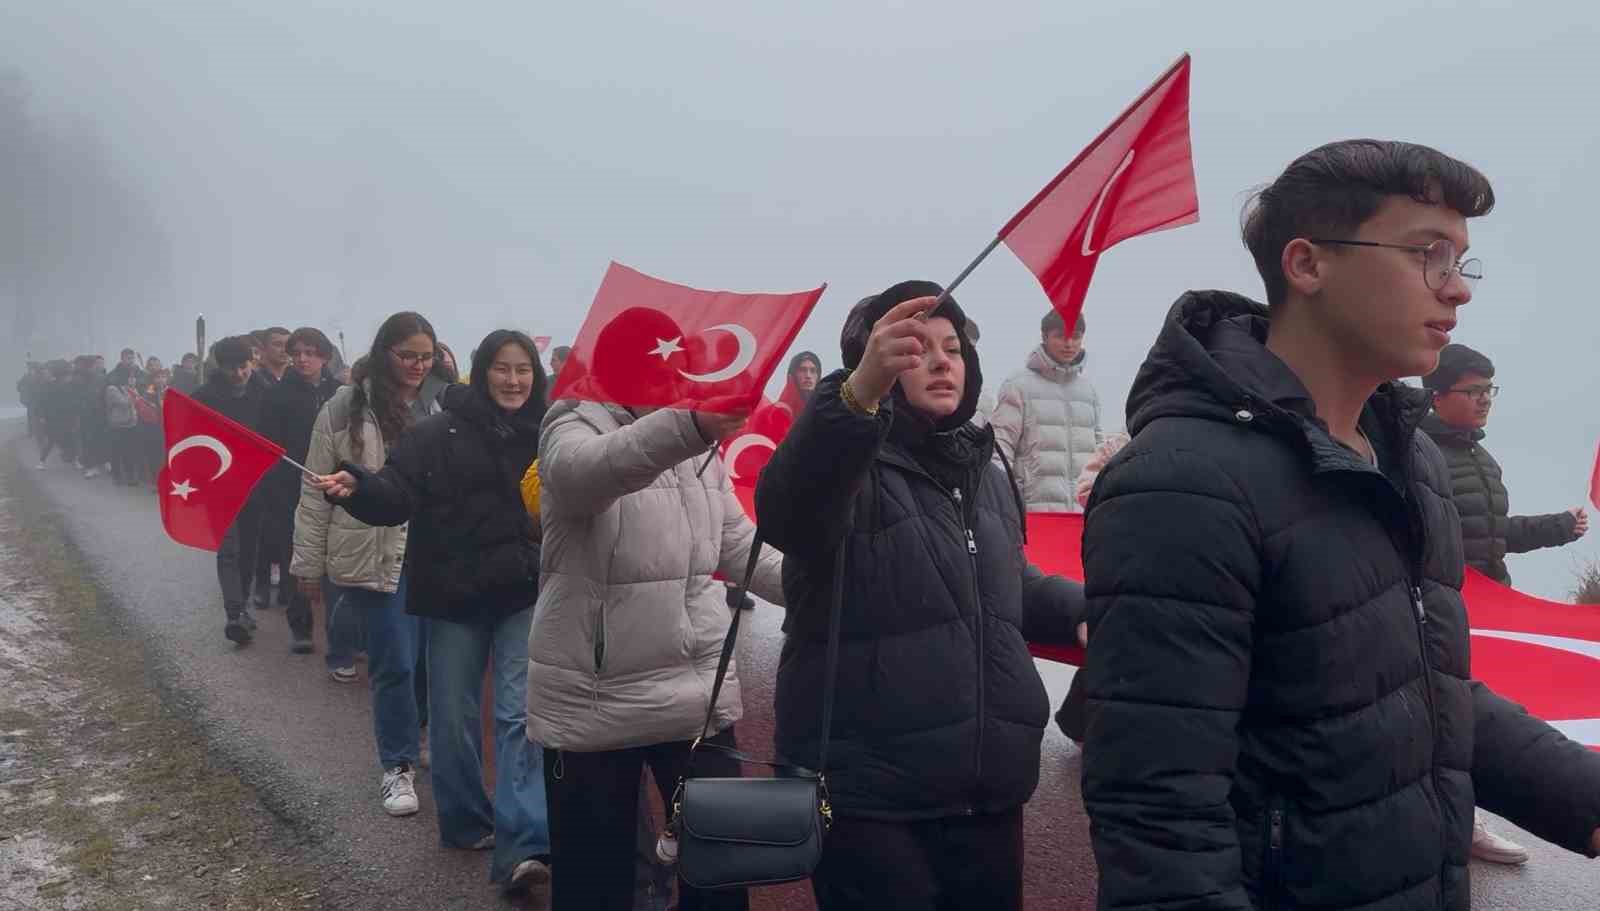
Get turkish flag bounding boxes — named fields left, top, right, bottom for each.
left=1001, top=54, right=1198, bottom=330
left=1589, top=438, right=1600, bottom=511
left=158, top=390, right=285, bottom=551
left=719, top=385, right=800, bottom=489
left=550, top=262, right=826, bottom=414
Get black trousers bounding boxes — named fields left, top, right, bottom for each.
left=216, top=502, right=262, bottom=616
left=109, top=426, right=141, bottom=483
left=259, top=501, right=311, bottom=635
left=544, top=727, right=747, bottom=911
left=811, top=806, right=1025, bottom=911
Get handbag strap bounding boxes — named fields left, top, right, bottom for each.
left=695, top=531, right=845, bottom=777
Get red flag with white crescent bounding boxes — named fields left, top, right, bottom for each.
left=719, top=383, right=801, bottom=489
left=1001, top=54, right=1198, bottom=331
left=550, top=262, right=826, bottom=414
left=158, top=390, right=285, bottom=552
left=1588, top=437, right=1600, bottom=511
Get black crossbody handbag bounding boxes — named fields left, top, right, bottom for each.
left=669, top=533, right=843, bottom=890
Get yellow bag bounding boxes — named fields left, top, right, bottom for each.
left=521, top=459, right=541, bottom=518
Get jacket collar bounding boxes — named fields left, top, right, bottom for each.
left=1419, top=412, right=1485, bottom=447
left=1025, top=345, right=1086, bottom=383
left=1127, top=289, right=1434, bottom=479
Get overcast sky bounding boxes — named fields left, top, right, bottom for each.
left=2, top=0, right=1597, bottom=597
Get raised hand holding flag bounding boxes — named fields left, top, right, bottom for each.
left=550, top=262, right=825, bottom=414
left=158, top=389, right=286, bottom=551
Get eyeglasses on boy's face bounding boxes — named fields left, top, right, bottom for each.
left=1447, top=383, right=1499, bottom=401
left=1310, top=237, right=1482, bottom=291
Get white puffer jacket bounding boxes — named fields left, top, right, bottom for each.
left=989, top=346, right=1102, bottom=513
left=290, top=384, right=431, bottom=592
left=530, top=402, right=784, bottom=752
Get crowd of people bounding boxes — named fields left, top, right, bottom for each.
left=13, top=136, right=1600, bottom=911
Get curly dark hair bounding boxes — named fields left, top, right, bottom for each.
left=349, top=312, right=436, bottom=461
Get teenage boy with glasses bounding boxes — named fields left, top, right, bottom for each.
left=1081, top=139, right=1600, bottom=911
left=1422, top=342, right=1588, bottom=589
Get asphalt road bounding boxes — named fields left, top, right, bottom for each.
left=12, top=428, right=1599, bottom=909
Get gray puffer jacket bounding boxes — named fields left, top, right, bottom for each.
left=530, top=402, right=784, bottom=753
left=988, top=346, right=1101, bottom=512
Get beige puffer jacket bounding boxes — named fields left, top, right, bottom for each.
left=529, top=402, right=784, bottom=752
left=290, top=384, right=412, bottom=592
left=989, top=346, right=1102, bottom=513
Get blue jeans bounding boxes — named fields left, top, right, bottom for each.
left=429, top=609, right=550, bottom=884
left=323, top=578, right=368, bottom=671
left=327, top=577, right=424, bottom=770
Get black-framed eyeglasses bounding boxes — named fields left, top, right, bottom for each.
left=389, top=348, right=436, bottom=366
left=1447, top=383, right=1499, bottom=401
left=1310, top=237, right=1483, bottom=291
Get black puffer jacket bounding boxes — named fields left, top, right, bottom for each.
left=758, top=284, right=1083, bottom=822
left=1420, top=414, right=1578, bottom=585
left=338, top=383, right=543, bottom=625
left=1082, top=290, right=1600, bottom=911
left=259, top=370, right=343, bottom=519
left=192, top=373, right=264, bottom=432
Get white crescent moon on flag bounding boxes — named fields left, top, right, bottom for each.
left=1080, top=149, right=1138, bottom=257
left=1472, top=628, right=1600, bottom=746
left=723, top=433, right=778, bottom=480
left=678, top=323, right=757, bottom=384
left=167, top=435, right=233, bottom=480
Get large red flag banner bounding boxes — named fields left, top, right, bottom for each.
left=158, top=390, right=285, bottom=551
left=549, top=262, right=826, bottom=415
left=1000, top=54, right=1198, bottom=331
left=730, top=501, right=1600, bottom=747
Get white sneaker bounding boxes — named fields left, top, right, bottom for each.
left=83, top=467, right=101, bottom=479
left=1472, top=814, right=1529, bottom=865
left=381, top=765, right=419, bottom=817
left=35, top=462, right=46, bottom=470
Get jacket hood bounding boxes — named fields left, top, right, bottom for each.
left=839, top=279, right=984, bottom=431
left=1025, top=345, right=1086, bottom=382
left=442, top=375, right=545, bottom=439
left=1126, top=289, right=1433, bottom=444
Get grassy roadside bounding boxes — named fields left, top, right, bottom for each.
left=0, top=437, right=325, bottom=910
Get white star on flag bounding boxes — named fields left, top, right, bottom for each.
left=649, top=337, right=684, bottom=361
left=169, top=478, right=197, bottom=501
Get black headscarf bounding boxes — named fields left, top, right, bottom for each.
left=839, top=280, right=988, bottom=490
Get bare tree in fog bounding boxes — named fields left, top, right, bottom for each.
left=0, top=68, right=172, bottom=368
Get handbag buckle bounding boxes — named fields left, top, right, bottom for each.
left=819, top=775, right=834, bottom=831
left=668, top=778, right=686, bottom=831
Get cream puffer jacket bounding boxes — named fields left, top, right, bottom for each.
left=529, top=402, right=784, bottom=752
left=290, top=382, right=438, bottom=591
left=989, top=346, right=1102, bottom=513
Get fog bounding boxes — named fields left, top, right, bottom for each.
left=2, top=0, right=1596, bottom=597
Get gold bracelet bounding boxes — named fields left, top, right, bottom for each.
left=840, top=372, right=879, bottom=417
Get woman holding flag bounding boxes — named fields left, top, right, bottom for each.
left=312, top=329, right=552, bottom=897
left=755, top=282, right=1085, bottom=911
left=529, top=359, right=784, bottom=911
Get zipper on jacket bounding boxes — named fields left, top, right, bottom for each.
left=1264, top=801, right=1285, bottom=910
left=952, top=487, right=985, bottom=791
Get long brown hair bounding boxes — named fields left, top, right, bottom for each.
left=349, top=312, right=436, bottom=461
